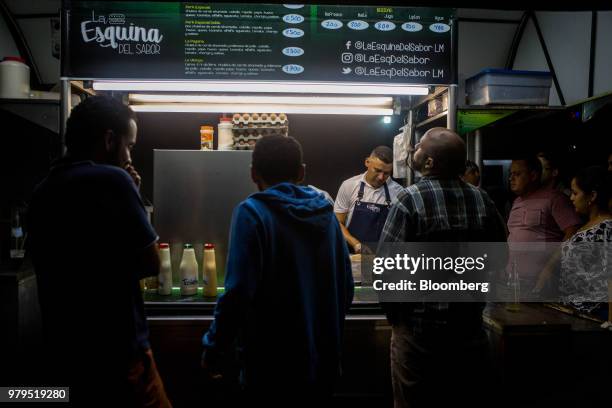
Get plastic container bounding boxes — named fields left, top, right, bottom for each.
left=200, top=126, right=214, bottom=150
left=180, top=244, right=199, bottom=295
left=465, top=69, right=552, bottom=106
left=218, top=117, right=233, bottom=150
left=203, top=243, right=218, bottom=297
left=0, top=56, right=30, bottom=99
left=158, top=243, right=173, bottom=295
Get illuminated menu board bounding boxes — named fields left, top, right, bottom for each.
left=63, top=2, right=454, bottom=85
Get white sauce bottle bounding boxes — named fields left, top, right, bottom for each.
left=180, top=244, right=198, bottom=296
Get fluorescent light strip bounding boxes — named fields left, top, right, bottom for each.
left=94, top=80, right=429, bottom=96
left=130, top=103, right=394, bottom=115
left=129, top=94, right=394, bottom=106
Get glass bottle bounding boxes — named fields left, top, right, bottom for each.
left=180, top=244, right=198, bottom=296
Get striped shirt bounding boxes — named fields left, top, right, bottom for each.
left=379, top=176, right=507, bottom=337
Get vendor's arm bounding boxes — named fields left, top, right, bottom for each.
left=335, top=212, right=361, bottom=253
left=334, top=181, right=361, bottom=253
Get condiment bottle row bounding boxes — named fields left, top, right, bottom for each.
left=143, top=242, right=218, bottom=298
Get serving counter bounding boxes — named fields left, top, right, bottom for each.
left=143, top=287, right=611, bottom=407
left=144, top=286, right=392, bottom=406
left=3, top=267, right=610, bottom=406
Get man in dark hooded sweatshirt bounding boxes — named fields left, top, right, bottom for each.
left=202, top=135, right=354, bottom=404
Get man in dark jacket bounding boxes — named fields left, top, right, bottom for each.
left=202, top=135, right=354, bottom=404
left=28, top=95, right=171, bottom=406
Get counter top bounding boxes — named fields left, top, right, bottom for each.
left=143, top=285, right=382, bottom=317
left=144, top=287, right=607, bottom=332
left=483, top=303, right=604, bottom=334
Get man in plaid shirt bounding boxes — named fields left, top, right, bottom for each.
left=379, top=127, right=507, bottom=408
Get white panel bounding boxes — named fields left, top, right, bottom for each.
left=594, top=11, right=612, bottom=96
left=514, top=19, right=560, bottom=105
left=17, top=18, right=59, bottom=85
left=0, top=15, right=20, bottom=58
left=514, top=12, right=592, bottom=106
left=536, top=12, right=590, bottom=105
left=457, top=8, right=524, bottom=21
left=458, top=22, right=518, bottom=104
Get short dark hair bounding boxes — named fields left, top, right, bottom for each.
left=465, top=160, right=480, bottom=174
left=514, top=156, right=542, bottom=176
left=573, top=166, right=611, bottom=210
left=65, top=95, right=137, bottom=157
left=252, top=135, right=303, bottom=185
left=370, top=145, right=393, bottom=164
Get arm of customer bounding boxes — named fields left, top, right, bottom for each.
left=377, top=202, right=410, bottom=325
left=562, top=225, right=579, bottom=241
left=533, top=194, right=582, bottom=292
left=534, top=227, right=578, bottom=293
left=202, top=203, right=260, bottom=375
left=551, top=193, right=582, bottom=241
left=334, top=180, right=362, bottom=252
left=136, top=243, right=161, bottom=281
left=110, top=169, right=159, bottom=280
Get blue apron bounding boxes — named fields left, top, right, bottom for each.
left=347, top=181, right=391, bottom=245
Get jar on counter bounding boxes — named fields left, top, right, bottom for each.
left=203, top=243, right=217, bottom=297
left=158, top=243, right=173, bottom=295
left=218, top=117, right=233, bottom=150
left=200, top=126, right=214, bottom=150
left=180, top=244, right=199, bottom=296
left=0, top=56, right=30, bottom=99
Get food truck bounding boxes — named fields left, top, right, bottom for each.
left=1, top=1, right=611, bottom=406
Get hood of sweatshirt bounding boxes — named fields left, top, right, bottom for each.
left=251, top=182, right=334, bottom=233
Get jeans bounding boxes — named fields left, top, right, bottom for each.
left=390, top=323, right=492, bottom=408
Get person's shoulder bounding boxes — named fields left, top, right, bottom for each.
left=398, top=182, right=423, bottom=203
left=404, top=181, right=423, bottom=194
left=531, top=187, right=562, bottom=200
left=337, top=174, right=362, bottom=195
left=387, top=178, right=404, bottom=192
left=88, top=164, right=136, bottom=189
left=407, top=178, right=436, bottom=193
left=342, top=173, right=363, bottom=186
left=601, top=219, right=612, bottom=233
left=239, top=195, right=266, bottom=217
left=92, top=163, right=130, bottom=178
left=65, top=162, right=129, bottom=182
left=466, top=183, right=491, bottom=201
left=547, top=188, right=571, bottom=201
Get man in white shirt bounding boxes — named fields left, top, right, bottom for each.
left=334, top=146, right=404, bottom=253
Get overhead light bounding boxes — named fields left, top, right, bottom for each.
left=129, top=94, right=394, bottom=106
left=383, top=116, right=392, bottom=124
left=93, top=80, right=429, bottom=96
left=130, top=103, right=394, bottom=115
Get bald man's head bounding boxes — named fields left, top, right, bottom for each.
left=412, top=127, right=466, bottom=177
